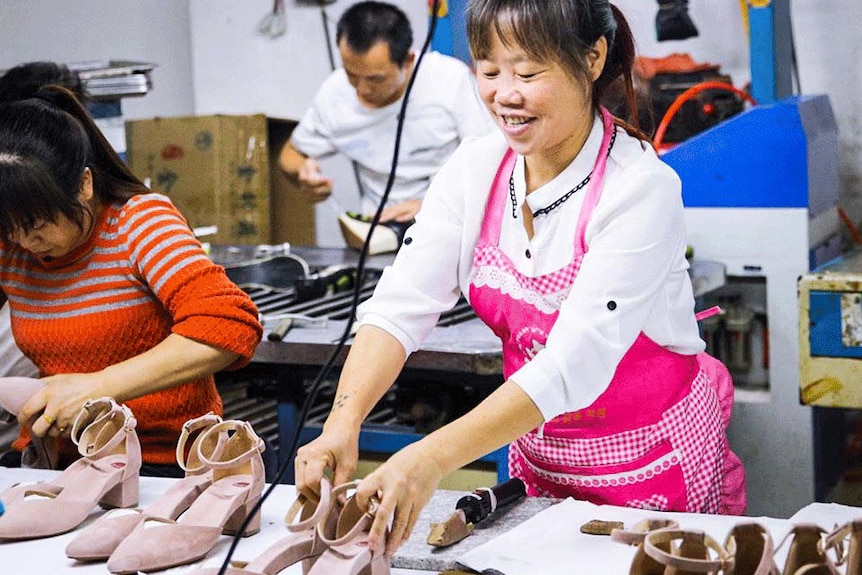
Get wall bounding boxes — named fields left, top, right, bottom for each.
left=0, top=0, right=194, bottom=121
left=3, top=1, right=860, bottom=247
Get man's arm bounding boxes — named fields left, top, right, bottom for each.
left=278, top=141, right=308, bottom=180
left=278, top=141, right=333, bottom=203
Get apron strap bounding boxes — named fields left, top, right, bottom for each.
left=479, top=148, right=518, bottom=246
left=574, top=107, right=616, bottom=256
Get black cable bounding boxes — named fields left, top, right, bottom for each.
left=319, top=2, right=337, bottom=71
left=215, top=3, right=442, bottom=573
left=786, top=4, right=802, bottom=94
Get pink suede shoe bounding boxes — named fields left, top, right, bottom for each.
left=611, top=518, right=680, bottom=575
left=0, top=397, right=141, bottom=540
left=306, top=481, right=390, bottom=575
left=65, top=412, right=224, bottom=561
left=191, top=476, right=338, bottom=575
left=780, top=524, right=840, bottom=575
left=643, top=527, right=734, bottom=574
left=107, top=419, right=266, bottom=574
left=822, top=519, right=861, bottom=575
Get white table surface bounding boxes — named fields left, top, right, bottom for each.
left=0, top=467, right=436, bottom=575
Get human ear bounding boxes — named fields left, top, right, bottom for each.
left=78, top=167, right=94, bottom=202
left=588, top=36, right=608, bottom=82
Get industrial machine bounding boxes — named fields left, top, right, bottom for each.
left=659, top=0, right=846, bottom=517
left=799, top=247, right=862, bottom=504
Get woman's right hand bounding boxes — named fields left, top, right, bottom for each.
left=295, top=425, right=360, bottom=499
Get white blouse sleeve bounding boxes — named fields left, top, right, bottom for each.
left=510, top=152, right=689, bottom=420
left=356, top=141, right=479, bottom=354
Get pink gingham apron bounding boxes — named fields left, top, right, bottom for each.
left=468, top=108, right=745, bottom=514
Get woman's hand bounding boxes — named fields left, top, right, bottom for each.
left=295, top=425, right=361, bottom=500
left=19, top=372, right=107, bottom=438
left=355, top=441, right=445, bottom=557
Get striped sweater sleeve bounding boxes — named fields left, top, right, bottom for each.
left=118, top=194, right=262, bottom=368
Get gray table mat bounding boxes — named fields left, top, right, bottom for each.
left=392, top=489, right=560, bottom=572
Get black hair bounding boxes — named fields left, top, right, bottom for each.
left=467, top=0, right=645, bottom=139
left=0, top=86, right=146, bottom=241
left=336, top=1, right=413, bottom=66
left=0, top=61, right=87, bottom=103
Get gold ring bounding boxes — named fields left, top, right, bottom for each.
left=42, top=414, right=56, bottom=426
left=367, top=496, right=380, bottom=516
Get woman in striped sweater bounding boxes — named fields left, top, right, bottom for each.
left=0, top=86, right=263, bottom=476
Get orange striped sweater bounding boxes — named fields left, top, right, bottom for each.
left=0, top=193, right=262, bottom=465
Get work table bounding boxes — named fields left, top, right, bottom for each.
left=0, top=467, right=554, bottom=574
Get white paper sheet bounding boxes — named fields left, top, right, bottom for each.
left=458, top=498, right=799, bottom=575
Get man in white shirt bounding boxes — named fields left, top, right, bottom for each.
left=278, top=1, right=494, bottom=225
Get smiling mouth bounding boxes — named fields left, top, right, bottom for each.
left=502, top=116, right=533, bottom=126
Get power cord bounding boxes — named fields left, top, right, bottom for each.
left=215, top=2, right=442, bottom=572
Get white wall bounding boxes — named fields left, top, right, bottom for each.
left=0, top=0, right=194, bottom=120
left=3, top=1, right=860, bottom=243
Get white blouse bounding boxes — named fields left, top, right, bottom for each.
left=358, top=115, right=705, bottom=421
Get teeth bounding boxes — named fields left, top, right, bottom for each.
left=504, top=116, right=530, bottom=126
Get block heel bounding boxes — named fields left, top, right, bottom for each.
left=100, top=472, right=139, bottom=509
left=224, top=495, right=261, bottom=537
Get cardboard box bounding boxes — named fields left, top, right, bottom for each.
left=125, top=114, right=315, bottom=246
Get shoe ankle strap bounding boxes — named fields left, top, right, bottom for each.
left=196, top=420, right=265, bottom=470
left=644, top=528, right=734, bottom=573
left=611, top=518, right=680, bottom=545
left=286, top=476, right=332, bottom=532
left=318, top=481, right=378, bottom=546
left=176, top=412, right=223, bottom=473
left=71, top=398, right=137, bottom=459
left=822, top=520, right=861, bottom=567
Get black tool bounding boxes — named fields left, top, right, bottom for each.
left=294, top=264, right=356, bottom=303
left=427, top=477, right=528, bottom=547
left=455, top=477, right=527, bottom=525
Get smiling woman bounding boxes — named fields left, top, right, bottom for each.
left=0, top=86, right=263, bottom=477
left=295, top=0, right=745, bottom=557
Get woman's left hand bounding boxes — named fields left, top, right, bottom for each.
left=19, top=373, right=106, bottom=438
left=354, top=441, right=445, bottom=557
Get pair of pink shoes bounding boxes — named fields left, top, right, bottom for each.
left=192, top=480, right=390, bottom=575
left=0, top=395, right=141, bottom=540
left=65, top=411, right=224, bottom=560
left=98, top=418, right=268, bottom=573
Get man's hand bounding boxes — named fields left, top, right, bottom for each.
left=379, top=199, right=421, bottom=223
left=297, top=158, right=334, bottom=203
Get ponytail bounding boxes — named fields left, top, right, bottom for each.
left=595, top=4, right=649, bottom=142
left=34, top=85, right=145, bottom=201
